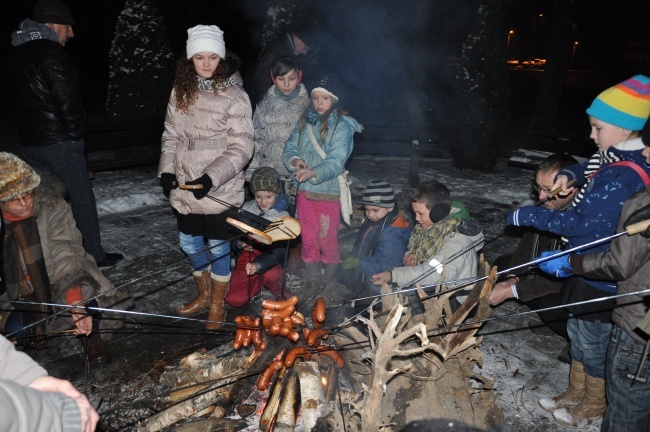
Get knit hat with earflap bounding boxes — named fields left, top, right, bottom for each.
left=32, top=0, right=75, bottom=25
left=186, top=25, right=226, bottom=59
left=0, top=152, right=41, bottom=202
left=250, top=167, right=283, bottom=195
left=586, top=74, right=650, bottom=131
left=358, top=180, right=396, bottom=208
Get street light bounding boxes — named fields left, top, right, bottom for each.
left=507, top=30, right=514, bottom=59
left=571, top=41, right=579, bottom=69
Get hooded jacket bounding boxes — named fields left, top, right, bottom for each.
left=282, top=109, right=361, bottom=198
left=158, top=68, right=254, bottom=216
left=391, top=203, right=484, bottom=302
left=246, top=83, right=310, bottom=180
left=7, top=19, right=86, bottom=147
left=1, top=177, right=131, bottom=334
left=571, top=186, right=650, bottom=344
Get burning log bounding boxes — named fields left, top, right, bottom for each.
left=259, top=364, right=288, bottom=430
left=296, top=361, right=326, bottom=430
left=274, top=370, right=301, bottom=431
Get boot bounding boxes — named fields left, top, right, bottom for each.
left=303, top=262, right=322, bottom=291
left=323, top=263, right=337, bottom=287
left=539, top=360, right=585, bottom=412
left=553, top=373, right=606, bottom=428
left=177, top=268, right=211, bottom=315
left=79, top=333, right=111, bottom=365
left=206, top=274, right=230, bottom=330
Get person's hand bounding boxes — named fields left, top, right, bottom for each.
left=245, top=262, right=261, bottom=276
left=552, top=174, right=574, bottom=195
left=538, top=250, right=573, bottom=278
left=29, top=376, right=98, bottom=432
left=70, top=308, right=92, bottom=336
left=295, top=168, right=316, bottom=183
left=159, top=173, right=178, bottom=192
left=185, top=173, right=213, bottom=199
left=489, top=279, right=517, bottom=306
left=342, top=257, right=358, bottom=270
left=293, top=159, right=307, bottom=171
left=624, top=203, right=650, bottom=238
left=403, top=253, right=417, bottom=266
left=371, top=271, right=392, bottom=286
left=238, top=240, right=254, bottom=252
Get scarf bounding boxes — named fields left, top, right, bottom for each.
left=3, top=217, right=52, bottom=349
left=306, top=106, right=321, bottom=125
left=197, top=75, right=240, bottom=92
left=274, top=85, right=301, bottom=101
left=11, top=19, right=59, bottom=47
left=572, top=149, right=622, bottom=208
left=407, top=218, right=462, bottom=264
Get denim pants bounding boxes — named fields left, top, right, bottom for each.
left=178, top=232, right=231, bottom=276
left=567, top=314, right=612, bottom=378
left=601, top=325, right=650, bottom=432
left=21, top=141, right=106, bottom=262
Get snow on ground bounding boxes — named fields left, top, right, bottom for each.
left=67, top=155, right=592, bottom=431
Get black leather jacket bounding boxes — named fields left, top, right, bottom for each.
left=8, top=39, right=86, bottom=147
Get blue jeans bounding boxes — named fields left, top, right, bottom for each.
left=178, top=232, right=231, bottom=276
left=21, top=141, right=106, bottom=262
left=601, top=326, right=650, bottom=432
left=567, top=314, right=612, bottom=378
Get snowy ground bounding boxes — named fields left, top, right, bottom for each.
left=24, top=154, right=596, bottom=431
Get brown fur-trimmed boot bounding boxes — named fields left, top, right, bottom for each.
left=177, top=268, right=211, bottom=315
left=553, top=373, right=606, bottom=428
left=206, top=273, right=230, bottom=330
left=539, top=360, right=585, bottom=412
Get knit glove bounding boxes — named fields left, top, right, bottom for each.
left=342, top=257, right=359, bottom=270
left=624, top=203, right=650, bottom=238
left=160, top=173, right=178, bottom=192
left=185, top=174, right=213, bottom=200
left=538, top=250, right=573, bottom=278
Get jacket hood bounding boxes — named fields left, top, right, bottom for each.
left=11, top=19, right=59, bottom=46
left=32, top=173, right=66, bottom=216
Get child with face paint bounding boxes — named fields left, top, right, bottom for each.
left=246, top=57, right=310, bottom=214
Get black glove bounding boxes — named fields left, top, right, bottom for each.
left=159, top=173, right=178, bottom=192
left=185, top=173, right=213, bottom=200
left=624, top=203, right=650, bottom=238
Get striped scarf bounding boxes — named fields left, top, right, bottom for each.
left=572, top=150, right=621, bottom=208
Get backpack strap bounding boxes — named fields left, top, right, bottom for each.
left=589, top=160, right=650, bottom=186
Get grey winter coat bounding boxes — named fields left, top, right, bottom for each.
left=158, top=82, right=254, bottom=215
left=246, top=84, right=310, bottom=180
left=572, top=186, right=650, bottom=344
left=0, top=335, right=82, bottom=432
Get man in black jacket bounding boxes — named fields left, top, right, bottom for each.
left=7, top=0, right=122, bottom=268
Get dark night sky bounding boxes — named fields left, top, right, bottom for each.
left=1, top=0, right=648, bottom=124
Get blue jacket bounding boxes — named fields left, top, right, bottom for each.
left=282, top=109, right=361, bottom=196
left=509, top=141, right=650, bottom=293
left=354, top=209, right=413, bottom=283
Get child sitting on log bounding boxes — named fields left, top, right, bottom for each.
left=226, top=167, right=291, bottom=306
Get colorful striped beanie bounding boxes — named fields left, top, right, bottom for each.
left=358, top=180, right=395, bottom=208
left=586, top=74, right=650, bottom=131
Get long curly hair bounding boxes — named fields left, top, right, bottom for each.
left=172, top=51, right=241, bottom=113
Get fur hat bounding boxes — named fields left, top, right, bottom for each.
left=250, top=167, right=283, bottom=195
left=358, top=180, right=396, bottom=208
left=32, top=0, right=75, bottom=25
left=586, top=75, right=650, bottom=131
left=186, top=25, right=226, bottom=60
left=0, top=152, right=41, bottom=202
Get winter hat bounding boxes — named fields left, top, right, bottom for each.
left=186, top=25, right=226, bottom=59
left=586, top=74, right=650, bottom=131
left=32, top=0, right=75, bottom=25
left=250, top=167, right=283, bottom=195
left=311, top=75, right=339, bottom=101
left=0, top=152, right=41, bottom=202
left=358, top=180, right=396, bottom=208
